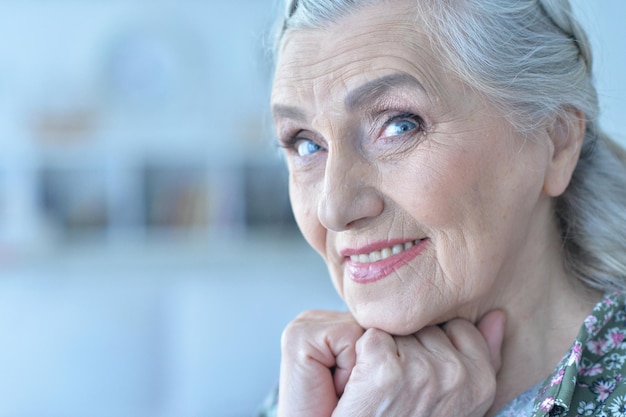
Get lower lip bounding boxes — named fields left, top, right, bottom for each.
left=345, top=239, right=429, bottom=284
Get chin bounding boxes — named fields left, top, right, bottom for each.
left=352, top=310, right=425, bottom=337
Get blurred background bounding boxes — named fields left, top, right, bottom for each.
left=0, top=1, right=623, bottom=416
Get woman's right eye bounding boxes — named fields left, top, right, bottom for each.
left=295, top=139, right=322, bottom=157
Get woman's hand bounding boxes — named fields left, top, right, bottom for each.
left=277, top=310, right=505, bottom=417
left=332, top=310, right=506, bottom=417
left=277, top=310, right=365, bottom=417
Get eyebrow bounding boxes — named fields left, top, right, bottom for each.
left=271, top=104, right=307, bottom=123
left=344, top=72, right=426, bottom=112
left=271, top=72, right=426, bottom=122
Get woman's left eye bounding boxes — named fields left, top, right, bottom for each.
left=380, top=116, right=420, bottom=138
left=295, top=139, right=322, bottom=157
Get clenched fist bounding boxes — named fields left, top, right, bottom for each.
left=277, top=310, right=505, bottom=417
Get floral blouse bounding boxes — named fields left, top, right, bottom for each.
left=258, top=292, right=626, bottom=417
left=522, top=291, right=626, bottom=417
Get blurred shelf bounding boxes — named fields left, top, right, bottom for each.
left=0, top=231, right=316, bottom=276
left=0, top=1, right=285, bottom=262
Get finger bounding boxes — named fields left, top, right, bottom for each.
left=441, top=318, right=493, bottom=364
left=278, top=310, right=364, bottom=417
left=440, top=318, right=500, bottom=412
left=413, top=324, right=456, bottom=357
left=476, top=309, right=506, bottom=371
left=328, top=314, right=365, bottom=395
left=394, top=332, right=425, bottom=361
left=333, top=329, right=400, bottom=416
left=287, top=310, right=363, bottom=394
left=354, top=328, right=405, bottom=389
left=355, top=327, right=398, bottom=359
left=333, top=342, right=358, bottom=396
left=278, top=350, right=338, bottom=417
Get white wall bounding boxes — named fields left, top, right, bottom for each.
left=571, top=0, right=626, bottom=144
left=1, top=239, right=343, bottom=417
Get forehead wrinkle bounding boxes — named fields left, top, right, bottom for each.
left=344, top=72, right=427, bottom=112
left=272, top=6, right=451, bottom=126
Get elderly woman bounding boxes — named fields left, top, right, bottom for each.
left=261, top=0, right=626, bottom=416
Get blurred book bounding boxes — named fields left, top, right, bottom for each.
left=143, top=162, right=209, bottom=231
left=243, top=162, right=296, bottom=234
left=38, top=167, right=109, bottom=239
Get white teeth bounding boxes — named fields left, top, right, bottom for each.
left=349, top=240, right=420, bottom=264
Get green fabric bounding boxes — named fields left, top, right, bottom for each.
left=530, top=292, right=626, bottom=417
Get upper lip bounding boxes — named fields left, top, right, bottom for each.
left=339, top=238, right=422, bottom=257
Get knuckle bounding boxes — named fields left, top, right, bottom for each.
left=280, top=310, right=364, bottom=354
left=442, top=318, right=473, bottom=340
left=411, top=356, right=435, bottom=387
left=447, top=362, right=496, bottom=408
left=280, top=321, right=301, bottom=351
left=375, top=360, right=404, bottom=390
left=293, top=309, right=326, bottom=321
left=356, top=329, right=398, bottom=377
left=356, top=328, right=390, bottom=353
left=444, top=357, right=468, bottom=390
left=280, top=311, right=318, bottom=348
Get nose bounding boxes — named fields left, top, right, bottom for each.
left=317, top=150, right=384, bottom=231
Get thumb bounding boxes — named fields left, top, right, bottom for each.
left=477, top=310, right=506, bottom=372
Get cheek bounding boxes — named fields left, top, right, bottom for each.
left=290, top=175, right=346, bottom=299
left=289, top=177, right=326, bottom=255
left=381, top=146, right=475, bottom=225
left=381, top=144, right=511, bottom=275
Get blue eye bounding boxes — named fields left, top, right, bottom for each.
left=381, top=119, right=417, bottom=138
left=296, top=139, right=322, bottom=156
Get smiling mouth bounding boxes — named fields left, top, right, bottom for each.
left=348, top=239, right=422, bottom=264
left=344, top=238, right=428, bottom=284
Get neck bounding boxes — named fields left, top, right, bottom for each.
left=485, top=228, right=601, bottom=416
left=488, top=278, right=600, bottom=416
left=483, top=200, right=602, bottom=416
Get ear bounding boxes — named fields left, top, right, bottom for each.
left=543, top=108, right=585, bottom=197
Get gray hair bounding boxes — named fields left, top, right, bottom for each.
left=273, top=0, right=626, bottom=292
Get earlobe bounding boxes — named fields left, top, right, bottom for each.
left=543, top=108, right=586, bottom=197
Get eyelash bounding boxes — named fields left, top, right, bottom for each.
left=277, top=111, right=426, bottom=154
left=277, top=132, right=317, bottom=154
left=379, top=112, right=426, bottom=138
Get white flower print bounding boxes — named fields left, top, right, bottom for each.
left=577, top=400, right=595, bottom=416
left=604, top=296, right=616, bottom=308
left=569, top=341, right=583, bottom=366
left=609, top=395, right=626, bottom=417
left=580, top=357, right=604, bottom=376
left=604, top=352, right=626, bottom=371
left=540, top=397, right=555, bottom=412
left=606, top=327, right=626, bottom=350
left=596, top=406, right=609, bottom=417
left=588, top=338, right=610, bottom=356
left=585, top=314, right=599, bottom=335
left=591, top=378, right=616, bottom=402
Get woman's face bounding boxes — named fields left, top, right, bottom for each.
left=271, top=0, right=555, bottom=335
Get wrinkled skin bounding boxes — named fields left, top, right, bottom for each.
left=278, top=310, right=505, bottom=417
left=271, top=0, right=595, bottom=415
